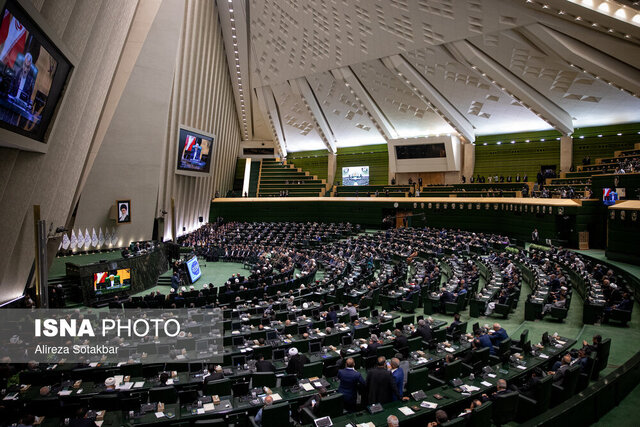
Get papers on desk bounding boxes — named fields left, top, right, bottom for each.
left=318, top=332, right=326, bottom=337
left=134, top=381, right=145, bottom=388
left=461, top=385, right=480, bottom=393
left=480, top=381, right=492, bottom=387
left=444, top=347, right=455, bottom=353
left=270, top=393, right=282, bottom=402
left=516, top=365, right=527, bottom=370
left=313, top=381, right=323, bottom=388
left=420, top=401, right=438, bottom=409
left=487, top=373, right=497, bottom=378
left=155, top=412, right=165, bottom=418
left=117, top=382, right=133, bottom=390
left=339, top=327, right=349, bottom=332
left=166, top=379, right=174, bottom=385
left=58, top=390, right=72, bottom=396
left=3, top=393, right=18, bottom=400
left=114, top=375, right=124, bottom=384
left=89, top=362, right=98, bottom=367
left=538, top=353, right=549, bottom=359
left=203, top=403, right=215, bottom=412
left=176, top=354, right=186, bottom=360
left=196, top=408, right=205, bottom=415
left=301, top=383, right=315, bottom=391
left=398, top=406, right=415, bottom=416
left=556, top=340, right=566, bottom=345
left=356, top=423, right=376, bottom=427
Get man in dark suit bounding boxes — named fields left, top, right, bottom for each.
left=326, top=306, right=338, bottom=324
left=481, top=379, right=510, bottom=402
left=204, top=365, right=224, bottom=383
left=10, top=53, right=35, bottom=102
left=392, top=329, right=408, bottom=351
left=390, top=358, right=404, bottom=400
left=366, top=334, right=382, bottom=357
left=549, top=354, right=571, bottom=384
left=446, top=313, right=461, bottom=336
left=412, top=319, right=433, bottom=342
left=489, top=323, right=508, bottom=345
left=337, top=358, right=365, bottom=410
left=366, top=357, right=398, bottom=404
left=255, top=354, right=276, bottom=372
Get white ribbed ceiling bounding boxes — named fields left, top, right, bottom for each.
left=217, top=0, right=640, bottom=153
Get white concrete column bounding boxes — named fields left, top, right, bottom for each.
left=327, top=153, right=337, bottom=189
left=560, top=136, right=573, bottom=173
left=463, top=143, right=475, bottom=181
left=242, top=158, right=252, bottom=196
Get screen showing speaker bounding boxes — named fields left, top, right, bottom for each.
left=186, top=256, right=202, bottom=283
left=342, top=166, right=369, bottom=186
left=0, top=0, right=72, bottom=143
left=93, top=268, right=131, bottom=296
left=176, top=127, right=214, bottom=176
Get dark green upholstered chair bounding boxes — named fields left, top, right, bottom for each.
left=406, top=367, right=429, bottom=393
left=491, top=391, right=519, bottom=425
left=249, top=402, right=291, bottom=427
left=149, top=386, right=178, bottom=404
left=468, top=400, right=493, bottom=427
left=252, top=372, right=277, bottom=388
left=203, top=378, right=232, bottom=397
left=516, top=374, right=553, bottom=421
left=300, top=393, right=344, bottom=424
left=551, top=364, right=581, bottom=406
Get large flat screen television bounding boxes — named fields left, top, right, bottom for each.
left=0, top=0, right=72, bottom=145
left=176, top=126, right=214, bottom=176
left=94, top=268, right=131, bottom=296
left=186, top=256, right=202, bottom=284
left=342, top=166, right=369, bottom=186
left=603, top=188, right=618, bottom=206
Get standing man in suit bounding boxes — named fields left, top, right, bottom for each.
left=366, top=357, right=399, bottom=404
left=337, top=358, right=365, bottom=410
left=389, top=358, right=404, bottom=400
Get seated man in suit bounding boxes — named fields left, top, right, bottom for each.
left=337, top=358, right=365, bottom=410
left=285, top=347, right=309, bottom=378
left=392, top=329, right=408, bottom=351
left=481, top=378, right=510, bottom=402
left=446, top=313, right=462, bottom=336
left=548, top=353, right=572, bottom=385
left=489, top=323, right=508, bottom=344
left=413, top=319, right=433, bottom=342
left=10, top=53, right=35, bottom=102
left=254, top=395, right=273, bottom=426
left=255, top=354, right=276, bottom=373
left=298, top=387, right=327, bottom=420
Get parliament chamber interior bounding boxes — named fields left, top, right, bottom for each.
left=1, top=0, right=640, bottom=426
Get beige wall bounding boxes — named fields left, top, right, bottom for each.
left=74, top=0, right=183, bottom=246
left=158, top=0, right=242, bottom=239
left=0, top=0, right=138, bottom=301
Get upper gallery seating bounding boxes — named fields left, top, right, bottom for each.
left=258, top=158, right=327, bottom=197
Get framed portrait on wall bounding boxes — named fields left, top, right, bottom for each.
left=116, top=200, right=131, bottom=224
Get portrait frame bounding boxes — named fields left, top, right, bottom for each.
left=116, top=199, right=131, bottom=224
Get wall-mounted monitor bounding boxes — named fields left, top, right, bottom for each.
left=94, top=268, right=131, bottom=296
left=0, top=0, right=73, bottom=150
left=342, top=166, right=369, bottom=186
left=176, top=126, right=214, bottom=176
left=186, top=256, right=202, bottom=283
left=603, top=188, right=618, bottom=206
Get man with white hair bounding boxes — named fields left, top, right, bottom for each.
left=11, top=52, right=34, bottom=101
left=387, top=415, right=399, bottom=427
left=254, top=394, right=273, bottom=426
